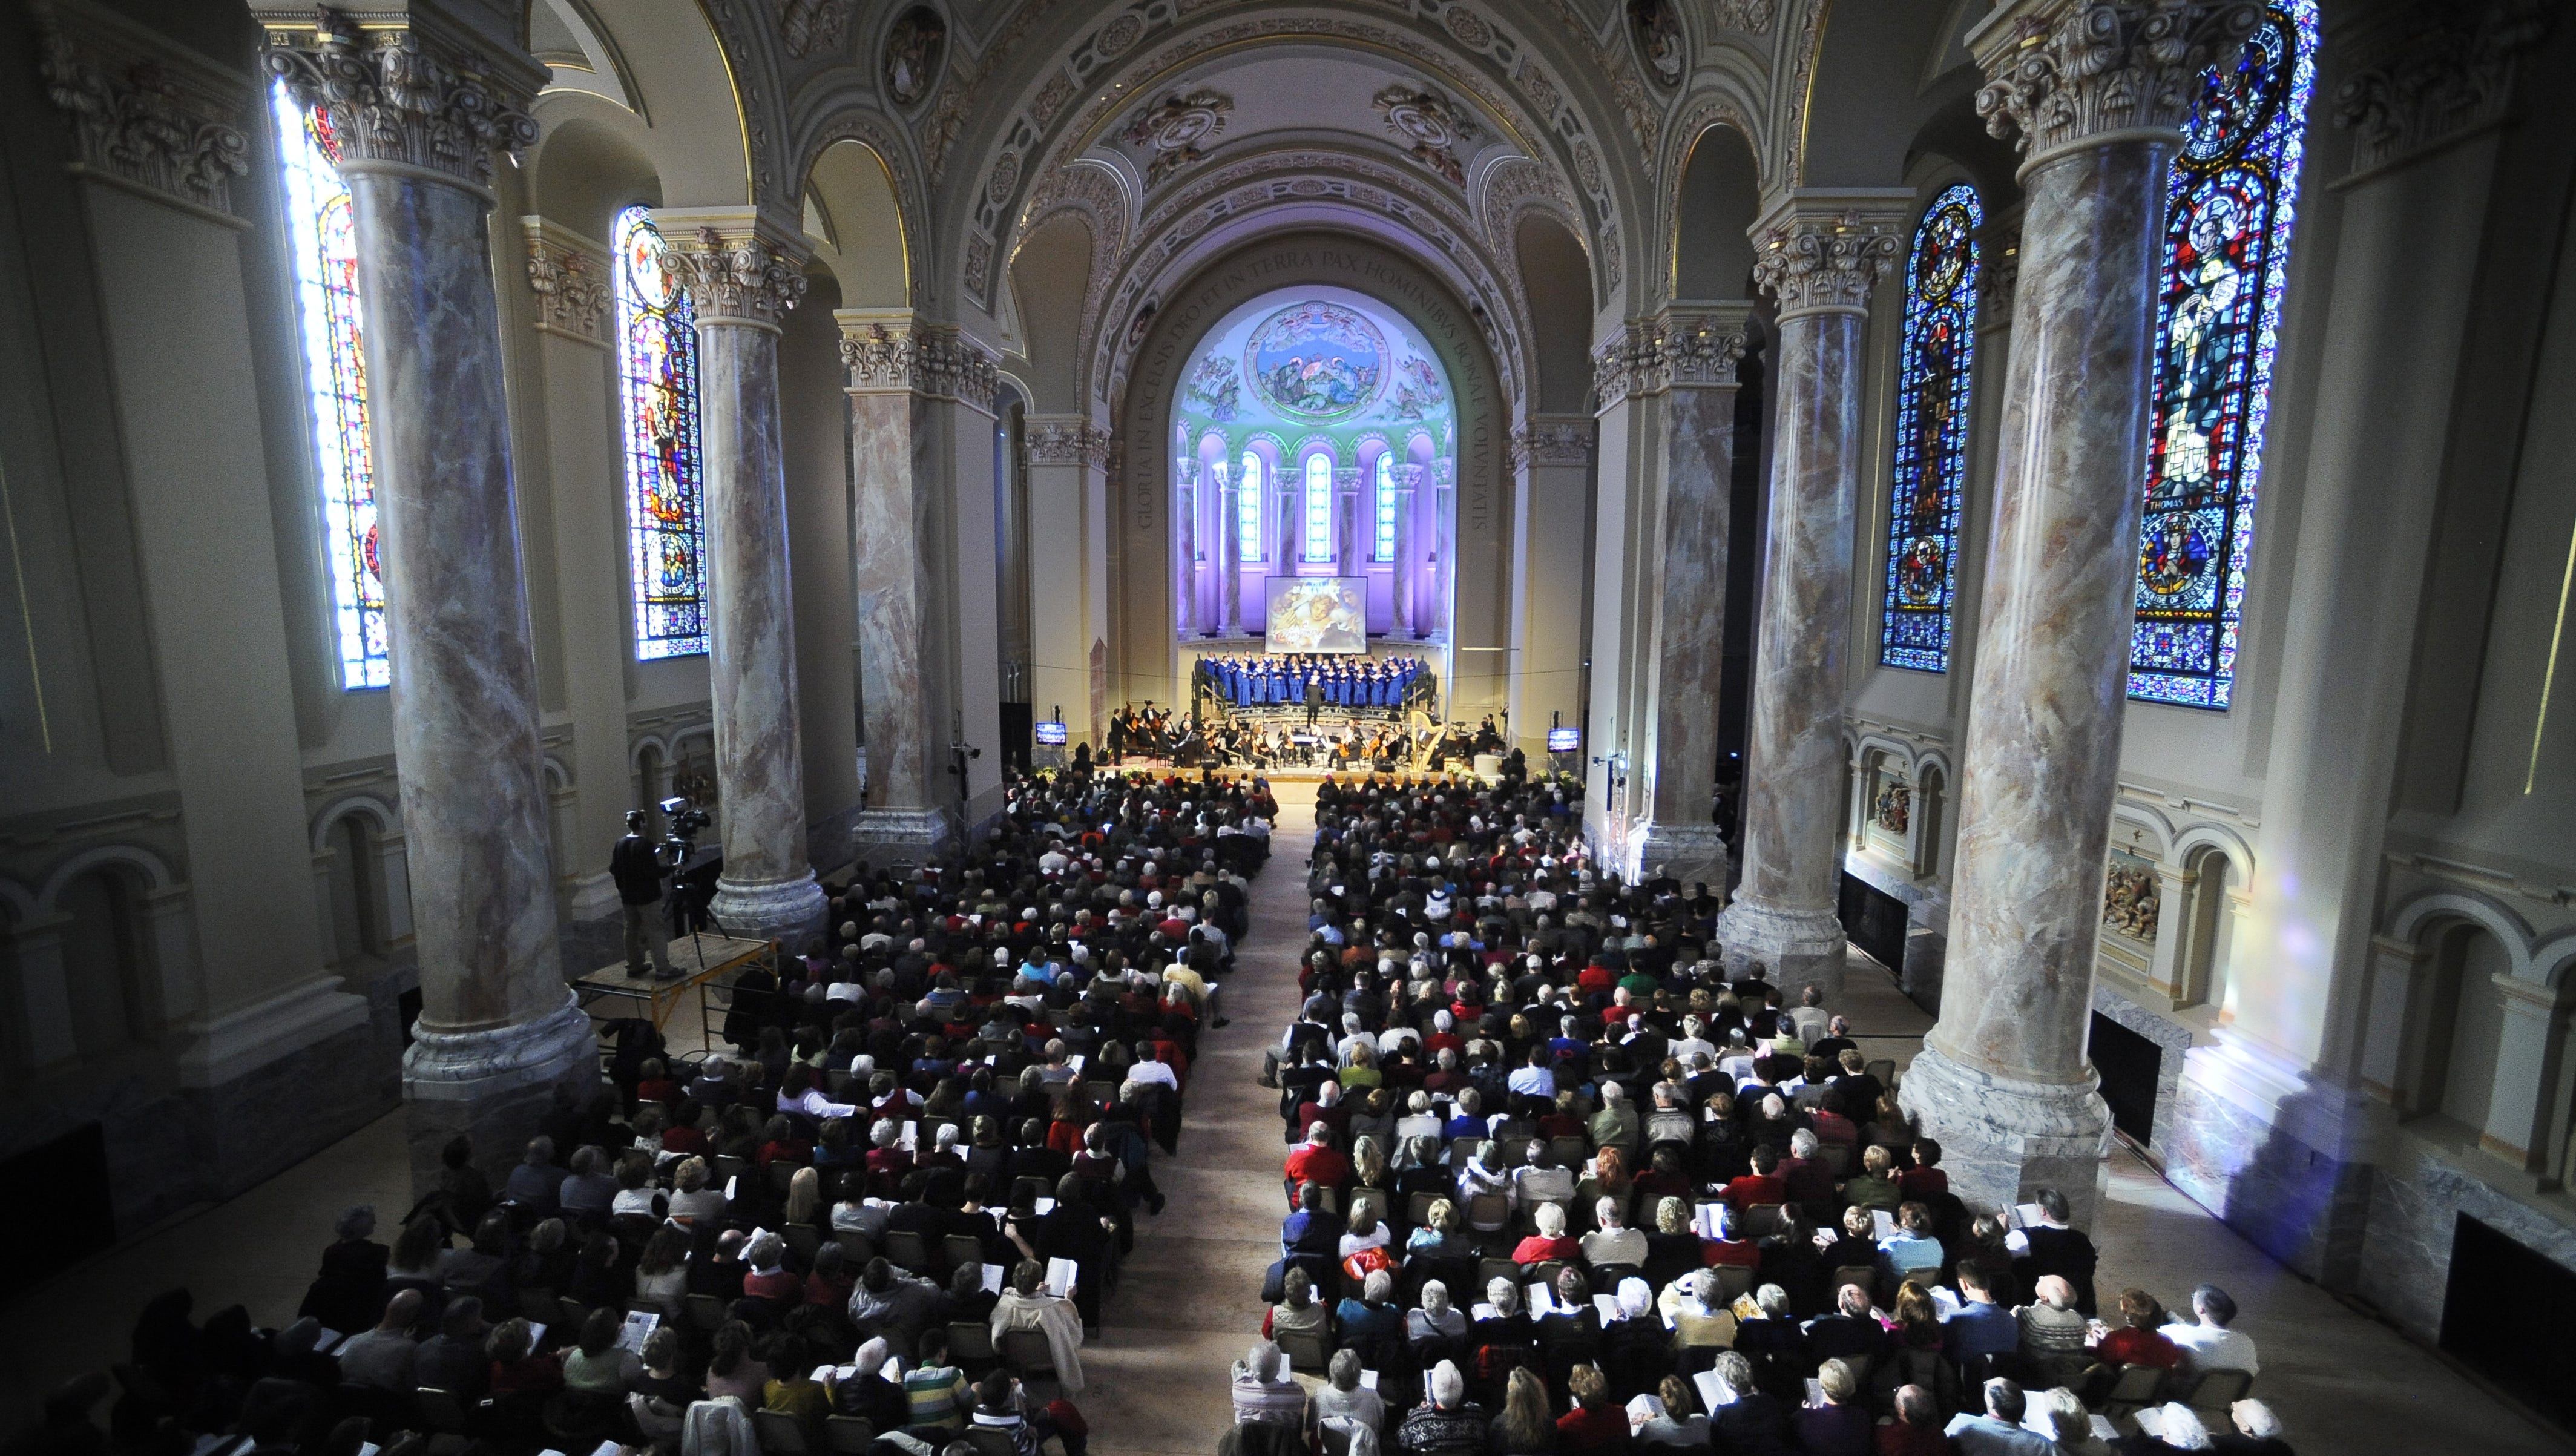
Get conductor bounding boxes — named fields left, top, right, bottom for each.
left=610, top=810, right=677, bottom=980
left=1303, top=674, right=1324, bottom=728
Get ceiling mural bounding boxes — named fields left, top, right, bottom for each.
left=1173, top=286, right=1457, bottom=463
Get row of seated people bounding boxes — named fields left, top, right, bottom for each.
left=1203, top=655, right=1429, bottom=710
left=53, top=768, right=1273, bottom=1456
left=1221, top=772, right=2293, bottom=1456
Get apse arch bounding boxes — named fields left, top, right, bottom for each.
left=1168, top=287, right=1459, bottom=625
left=1117, top=231, right=1510, bottom=722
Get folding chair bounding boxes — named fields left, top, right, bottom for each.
left=1830, top=1266, right=1878, bottom=1303
left=823, top=1417, right=875, bottom=1454
left=1817, top=1143, right=1854, bottom=1179
left=2186, top=1368, right=2255, bottom=1413
left=1465, top=1192, right=1511, bottom=1234
left=412, top=1389, right=472, bottom=1436
left=999, top=1328, right=1057, bottom=1385
left=1865, top=1059, right=1898, bottom=1089
left=1276, top=1328, right=1332, bottom=1373
left=1407, top=1192, right=1440, bottom=1227
left=948, top=1319, right=999, bottom=1368
left=713, top=1154, right=751, bottom=1185
left=1448, top=1137, right=1484, bottom=1170
left=754, top=1409, right=814, bottom=1454
left=944, top=1234, right=989, bottom=1273
left=1548, top=1136, right=1588, bottom=1168
left=1740, top=1203, right=1786, bottom=1239
left=518, top=1289, right=559, bottom=1325
left=2099, top=1363, right=2168, bottom=1418
left=782, top=1225, right=821, bottom=1261
left=965, top=1429, right=1019, bottom=1456
left=834, top=1230, right=875, bottom=1263
left=1712, top=1264, right=1755, bottom=1302
left=1476, top=1256, right=1520, bottom=1292
left=686, top=1293, right=728, bottom=1332
left=767, top=1162, right=800, bottom=1195
left=881, top=1230, right=933, bottom=1274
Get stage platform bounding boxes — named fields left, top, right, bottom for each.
left=573, top=932, right=775, bottom=1049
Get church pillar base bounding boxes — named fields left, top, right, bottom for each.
left=710, top=871, right=827, bottom=949
left=1632, top=821, right=1732, bottom=900
left=1717, top=895, right=1847, bottom=1003
left=402, top=993, right=597, bottom=1199
left=1899, top=1043, right=2114, bottom=1230
left=849, top=808, right=953, bottom=865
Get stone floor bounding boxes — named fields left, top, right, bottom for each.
left=4, top=782, right=2566, bottom=1454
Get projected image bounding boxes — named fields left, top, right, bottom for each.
left=1266, top=577, right=1367, bottom=654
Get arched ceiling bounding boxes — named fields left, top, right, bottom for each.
left=518, top=0, right=2057, bottom=422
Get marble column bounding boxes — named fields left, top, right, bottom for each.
left=1175, top=460, right=1199, bottom=636
left=840, top=312, right=947, bottom=855
left=1506, top=426, right=1589, bottom=758
left=658, top=215, right=826, bottom=949
left=1899, top=0, right=2261, bottom=1230
left=1028, top=418, right=1114, bottom=742
left=1335, top=466, right=1364, bottom=581
left=1718, top=199, right=1905, bottom=1001
left=264, top=8, right=593, bottom=1192
left=1392, top=463, right=1421, bottom=637
left=1217, top=458, right=1243, bottom=635
left=1634, top=308, right=1753, bottom=892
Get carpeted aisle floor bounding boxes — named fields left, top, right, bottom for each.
left=1076, top=782, right=1321, bottom=1454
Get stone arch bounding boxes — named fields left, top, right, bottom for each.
left=937, top=7, right=1646, bottom=325
left=803, top=135, right=916, bottom=314
left=1117, top=230, right=1511, bottom=714
left=1670, top=119, right=1764, bottom=303
left=526, top=0, right=758, bottom=222
left=38, top=844, right=178, bottom=910
left=2387, top=889, right=2538, bottom=983
left=308, top=793, right=398, bottom=854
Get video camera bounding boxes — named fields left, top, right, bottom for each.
left=658, top=794, right=712, bottom=855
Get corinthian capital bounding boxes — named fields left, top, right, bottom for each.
left=659, top=213, right=809, bottom=329
left=32, top=0, right=251, bottom=224
left=915, top=328, right=1000, bottom=413
left=258, top=4, right=542, bottom=194
left=521, top=217, right=610, bottom=344
left=1509, top=420, right=1594, bottom=470
left=1968, top=0, right=2264, bottom=165
left=2333, top=0, right=2551, bottom=176
left=837, top=310, right=918, bottom=393
left=1590, top=308, right=1755, bottom=408
left=1749, top=194, right=1908, bottom=321
left=1026, top=417, right=1112, bottom=468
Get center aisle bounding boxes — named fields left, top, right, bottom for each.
left=1074, top=783, right=1320, bottom=1454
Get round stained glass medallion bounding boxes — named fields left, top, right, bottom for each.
left=1246, top=301, right=1387, bottom=422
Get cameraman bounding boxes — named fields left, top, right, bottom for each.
left=611, top=809, right=676, bottom=980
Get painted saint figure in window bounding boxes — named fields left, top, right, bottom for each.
left=2129, top=0, right=2316, bottom=708
left=1879, top=183, right=1982, bottom=673
left=271, top=80, right=386, bottom=690
left=1303, top=453, right=1334, bottom=564
left=614, top=205, right=709, bottom=659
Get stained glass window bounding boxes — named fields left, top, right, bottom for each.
left=614, top=205, right=708, bottom=659
left=1238, top=450, right=1264, bottom=562
left=1375, top=453, right=1398, bottom=562
left=1303, top=453, right=1333, bottom=564
left=2129, top=0, right=2315, bottom=708
left=272, top=81, right=386, bottom=690
left=1879, top=183, right=1982, bottom=673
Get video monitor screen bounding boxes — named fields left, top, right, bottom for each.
left=1264, top=576, right=1368, bottom=654
left=1033, top=721, right=1068, bottom=746
left=1546, top=726, right=1582, bottom=753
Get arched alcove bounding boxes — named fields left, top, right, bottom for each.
left=1116, top=232, right=1510, bottom=719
